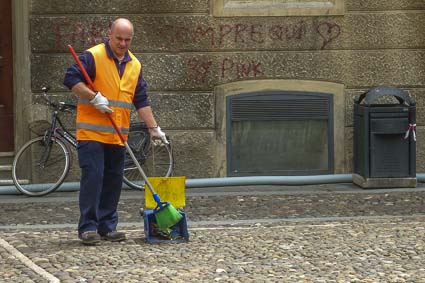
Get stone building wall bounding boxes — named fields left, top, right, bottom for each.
left=28, top=0, right=425, bottom=178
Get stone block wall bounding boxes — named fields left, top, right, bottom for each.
left=28, top=0, right=425, bottom=177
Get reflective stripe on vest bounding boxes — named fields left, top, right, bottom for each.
left=76, top=122, right=130, bottom=134
left=75, top=43, right=141, bottom=145
left=78, top=98, right=133, bottom=110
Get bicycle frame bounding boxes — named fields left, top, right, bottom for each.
left=51, top=113, right=78, bottom=149
left=36, top=97, right=77, bottom=170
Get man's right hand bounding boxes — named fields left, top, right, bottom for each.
left=90, top=92, right=113, bottom=113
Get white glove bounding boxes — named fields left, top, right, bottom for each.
left=149, top=126, right=169, bottom=145
left=90, top=92, right=113, bottom=113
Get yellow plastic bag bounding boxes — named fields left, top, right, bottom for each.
left=145, top=176, right=186, bottom=209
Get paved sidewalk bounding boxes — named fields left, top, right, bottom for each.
left=0, top=183, right=424, bottom=282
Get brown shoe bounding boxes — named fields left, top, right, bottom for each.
left=100, top=231, right=126, bottom=242
left=79, top=231, right=101, bottom=245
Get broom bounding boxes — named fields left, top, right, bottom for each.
left=67, top=44, right=183, bottom=230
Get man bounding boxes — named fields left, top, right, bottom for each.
left=64, top=18, right=167, bottom=245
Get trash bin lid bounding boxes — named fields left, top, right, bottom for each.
left=355, top=86, right=415, bottom=106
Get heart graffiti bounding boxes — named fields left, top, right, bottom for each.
left=316, top=21, right=341, bottom=50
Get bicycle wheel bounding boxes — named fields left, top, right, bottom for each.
left=123, top=129, right=173, bottom=190
left=12, top=136, right=71, bottom=196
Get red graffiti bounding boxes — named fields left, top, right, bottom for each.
left=173, top=26, right=192, bottom=44
left=250, top=25, right=265, bottom=43
left=53, top=20, right=341, bottom=51
left=53, top=20, right=107, bottom=50
left=221, top=58, right=264, bottom=79
left=158, top=20, right=341, bottom=49
left=194, top=26, right=215, bottom=47
left=53, top=19, right=70, bottom=50
left=218, top=24, right=266, bottom=45
left=234, top=24, right=248, bottom=43
left=187, top=57, right=213, bottom=82
left=218, top=24, right=267, bottom=45
left=219, top=25, right=233, bottom=46
left=316, top=21, right=341, bottom=49
left=186, top=57, right=265, bottom=82
left=161, top=22, right=307, bottom=48
left=269, top=21, right=306, bottom=41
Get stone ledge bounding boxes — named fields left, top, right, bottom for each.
left=0, top=152, right=14, bottom=157
left=0, top=165, right=12, bottom=171
left=31, top=0, right=209, bottom=14
left=0, top=180, right=14, bottom=186
left=353, top=174, right=417, bottom=189
left=213, top=0, right=345, bottom=17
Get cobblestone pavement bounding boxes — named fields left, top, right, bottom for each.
left=0, top=184, right=424, bottom=282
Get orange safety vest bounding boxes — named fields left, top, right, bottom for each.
left=76, top=43, right=141, bottom=145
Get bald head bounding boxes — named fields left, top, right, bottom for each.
left=110, top=18, right=134, bottom=35
left=108, top=18, right=134, bottom=60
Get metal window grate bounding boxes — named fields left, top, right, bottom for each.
left=227, top=91, right=334, bottom=176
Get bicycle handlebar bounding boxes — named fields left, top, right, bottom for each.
left=41, top=86, right=76, bottom=112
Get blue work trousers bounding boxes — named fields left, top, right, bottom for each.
left=77, top=140, right=126, bottom=235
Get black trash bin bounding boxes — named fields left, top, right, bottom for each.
left=353, top=86, right=416, bottom=188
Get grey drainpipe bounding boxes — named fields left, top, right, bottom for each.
left=1, top=174, right=424, bottom=195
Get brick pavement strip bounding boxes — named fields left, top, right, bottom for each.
left=0, top=217, right=424, bottom=283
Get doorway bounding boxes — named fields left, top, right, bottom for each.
left=0, top=0, right=13, bottom=152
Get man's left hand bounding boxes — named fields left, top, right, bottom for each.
left=149, top=126, right=169, bottom=145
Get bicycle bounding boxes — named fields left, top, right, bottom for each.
left=12, top=87, right=173, bottom=197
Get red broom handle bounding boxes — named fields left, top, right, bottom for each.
left=67, top=45, right=95, bottom=90
left=67, top=44, right=126, bottom=143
